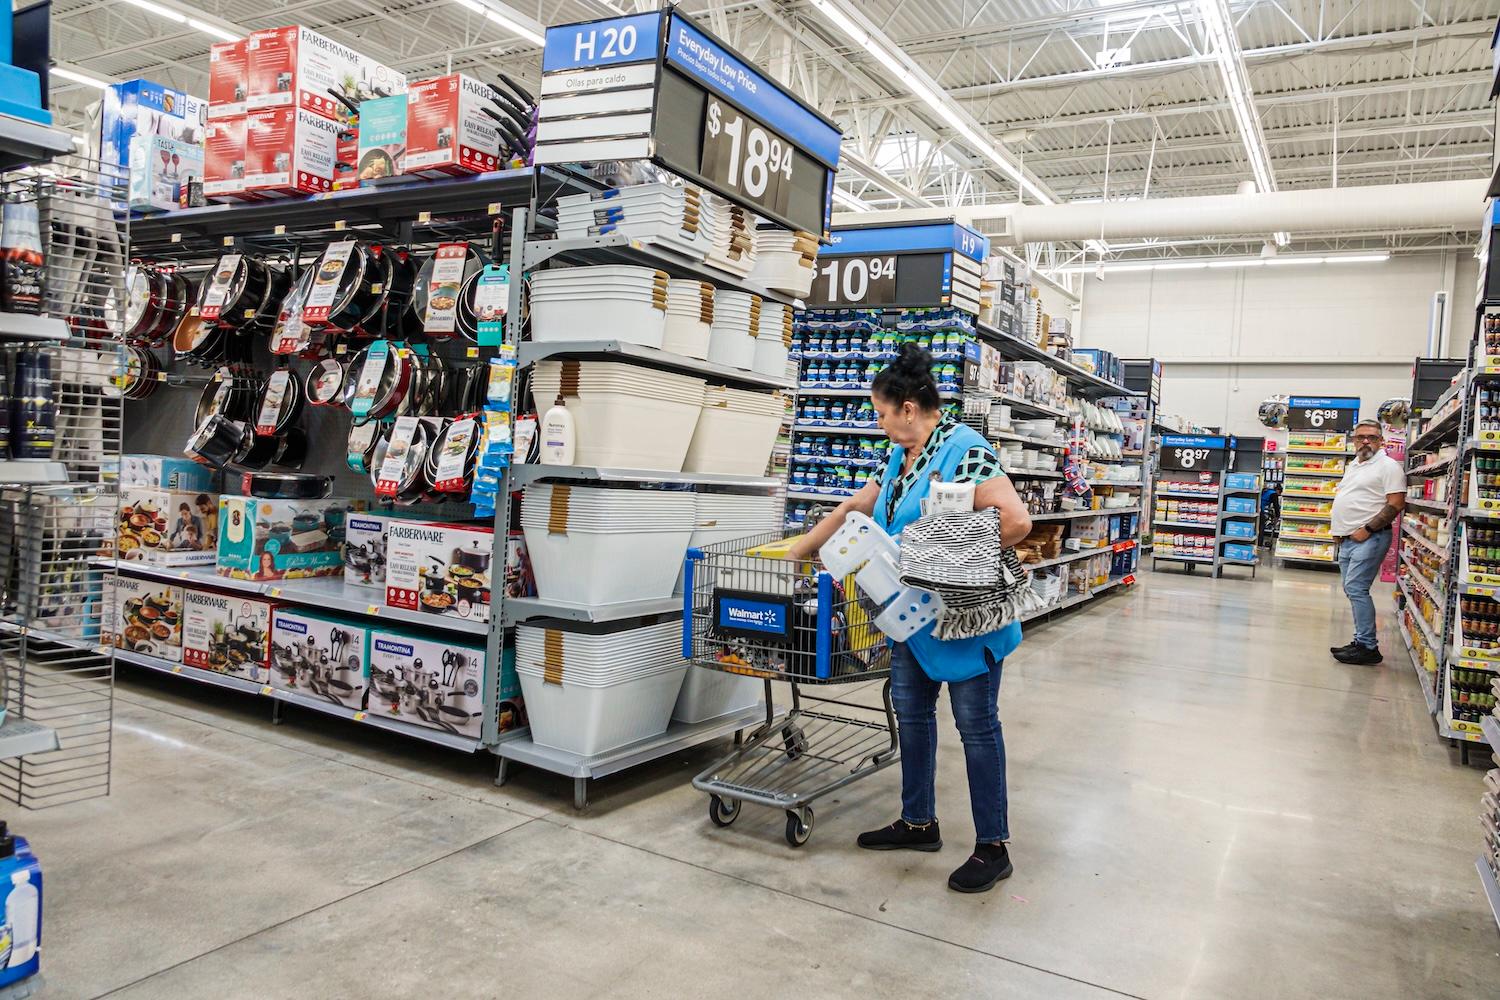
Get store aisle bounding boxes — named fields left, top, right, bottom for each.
left=21, top=565, right=1498, bottom=1000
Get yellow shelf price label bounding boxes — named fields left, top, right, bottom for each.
left=1478, top=430, right=1500, bottom=443
left=274, top=224, right=286, bottom=235
left=417, top=211, right=431, bottom=224
left=365, top=604, right=379, bottom=615
left=333, top=220, right=346, bottom=231
left=260, top=686, right=273, bottom=695
left=268, top=587, right=283, bottom=598
left=222, top=236, right=235, bottom=247
left=171, top=665, right=182, bottom=674
left=353, top=711, right=367, bottom=722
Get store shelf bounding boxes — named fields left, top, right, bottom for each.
left=1409, top=456, right=1455, bottom=477
left=0, top=113, right=75, bottom=171
left=1462, top=507, right=1500, bottom=522
left=1156, top=490, right=1220, bottom=500
left=1021, top=576, right=1131, bottom=622
left=526, top=234, right=796, bottom=306
left=1400, top=523, right=1449, bottom=561
left=510, top=464, right=782, bottom=490
left=1475, top=858, right=1500, bottom=935
left=518, top=340, right=795, bottom=391
left=1153, top=553, right=1215, bottom=564
left=991, top=391, right=1068, bottom=419
left=503, top=595, right=681, bottom=627
left=790, top=454, right=883, bottom=470
left=1026, top=546, right=1114, bottom=570
left=1281, top=490, right=1338, bottom=500
left=792, top=423, right=884, bottom=436
left=1398, top=620, right=1439, bottom=716
left=493, top=704, right=766, bottom=782
left=1407, top=402, right=1461, bottom=453
left=787, top=489, right=859, bottom=504
left=1404, top=497, right=1450, bottom=514
left=1282, top=467, right=1345, bottom=478
left=0, top=719, right=58, bottom=761
left=799, top=387, right=960, bottom=400
left=1219, top=553, right=1260, bottom=566
left=1399, top=557, right=1444, bottom=604
left=1471, top=439, right=1500, bottom=453
left=1397, top=579, right=1442, bottom=650
left=1280, top=510, right=1332, bottom=520
left=1280, top=531, right=1334, bottom=543
left=1086, top=479, right=1144, bottom=488
left=105, top=560, right=490, bottom=636
left=989, top=429, right=1067, bottom=448
left=0, top=313, right=69, bottom=343
left=974, top=320, right=1134, bottom=398
left=1274, top=547, right=1336, bottom=563
left=1285, top=445, right=1352, bottom=456
left=115, top=648, right=265, bottom=696
left=1030, top=506, right=1141, bottom=522
left=0, top=460, right=68, bottom=485
left=1153, top=520, right=1217, bottom=530
left=1008, top=468, right=1064, bottom=479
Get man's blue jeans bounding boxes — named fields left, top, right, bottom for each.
left=889, top=641, right=1008, bottom=843
left=1337, top=528, right=1391, bottom=648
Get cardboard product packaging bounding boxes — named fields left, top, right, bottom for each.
left=343, top=512, right=388, bottom=589
left=503, top=531, right=535, bottom=599
left=355, top=94, right=407, bottom=184
left=99, top=79, right=207, bottom=213
left=268, top=608, right=370, bottom=710
left=108, top=576, right=184, bottom=662
left=244, top=106, right=342, bottom=197
left=217, top=495, right=362, bottom=581
left=121, top=454, right=215, bottom=491
left=204, top=116, right=260, bottom=202
left=384, top=520, right=494, bottom=624
left=118, top=487, right=220, bottom=565
left=332, top=116, right=359, bottom=191
left=182, top=587, right=276, bottom=681
left=404, top=74, right=502, bottom=178
left=245, top=25, right=406, bottom=122
left=208, top=39, right=249, bottom=118
left=367, top=628, right=514, bottom=740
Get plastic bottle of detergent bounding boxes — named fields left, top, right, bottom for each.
left=0, top=825, right=41, bottom=987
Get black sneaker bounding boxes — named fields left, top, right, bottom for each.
left=948, top=842, right=1013, bottom=893
left=1330, top=641, right=1359, bottom=656
left=1334, top=644, right=1382, bottom=665
left=857, top=818, right=942, bottom=852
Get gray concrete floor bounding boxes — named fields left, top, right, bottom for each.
left=16, top=563, right=1500, bottom=999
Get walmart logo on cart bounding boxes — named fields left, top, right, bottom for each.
left=719, top=598, right=787, bottom=634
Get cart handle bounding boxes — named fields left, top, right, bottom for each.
left=816, top=570, right=832, bottom=680
left=682, top=547, right=704, bottom=659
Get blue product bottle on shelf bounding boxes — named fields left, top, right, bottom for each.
left=829, top=400, right=848, bottom=424
left=830, top=437, right=846, bottom=459
left=833, top=331, right=850, bottom=354
left=0, top=825, right=41, bottom=990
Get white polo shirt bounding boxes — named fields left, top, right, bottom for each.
left=1329, top=450, right=1406, bottom=538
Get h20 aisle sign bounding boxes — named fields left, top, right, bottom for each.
left=1286, top=396, right=1360, bottom=432
left=536, top=11, right=842, bottom=236
left=808, top=222, right=989, bottom=311
left=1159, top=435, right=1228, bottom=472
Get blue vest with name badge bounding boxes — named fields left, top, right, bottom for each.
left=874, top=422, right=1022, bottom=681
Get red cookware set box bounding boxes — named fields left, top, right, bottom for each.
left=404, top=73, right=504, bottom=178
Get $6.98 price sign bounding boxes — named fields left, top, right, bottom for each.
left=702, top=98, right=793, bottom=217
left=1301, top=408, right=1339, bottom=428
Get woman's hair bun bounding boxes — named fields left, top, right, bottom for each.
left=872, top=340, right=942, bottom=412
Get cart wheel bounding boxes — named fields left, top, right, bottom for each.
left=783, top=724, right=809, bottom=761
left=709, top=794, right=740, bottom=827
left=785, top=807, right=813, bottom=847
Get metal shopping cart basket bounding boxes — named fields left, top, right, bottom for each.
left=683, top=530, right=898, bottom=847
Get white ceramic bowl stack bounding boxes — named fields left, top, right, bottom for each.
left=663, top=279, right=714, bottom=360
left=706, top=290, right=760, bottom=369
left=521, top=483, right=696, bottom=605
left=748, top=228, right=819, bottom=298
left=684, top=386, right=785, bottom=476
left=555, top=183, right=709, bottom=260
left=702, top=195, right=758, bottom=277
left=515, top=619, right=689, bottom=755
left=752, top=301, right=793, bottom=377
left=529, top=265, right=669, bottom=349
left=530, top=360, right=706, bottom=470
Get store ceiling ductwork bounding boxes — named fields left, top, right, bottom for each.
left=833, top=179, right=1489, bottom=246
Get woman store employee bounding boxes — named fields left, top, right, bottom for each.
left=786, top=344, right=1033, bottom=893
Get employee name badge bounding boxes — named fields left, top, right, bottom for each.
left=473, top=264, right=510, bottom=347
left=199, top=253, right=242, bottom=320
left=255, top=369, right=292, bottom=435
left=434, top=417, right=476, bottom=492
left=303, top=240, right=356, bottom=324
left=424, top=243, right=470, bottom=335
left=375, top=416, right=419, bottom=497
left=350, top=340, right=390, bottom=420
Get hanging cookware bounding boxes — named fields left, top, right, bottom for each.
left=235, top=422, right=280, bottom=469
left=305, top=358, right=347, bottom=406
left=302, top=241, right=385, bottom=335
left=113, top=344, right=162, bottom=401
left=123, top=265, right=193, bottom=346
left=239, top=472, right=333, bottom=500
left=270, top=265, right=319, bottom=356
left=346, top=420, right=384, bottom=475
left=424, top=415, right=479, bottom=495
left=358, top=247, right=417, bottom=337
left=272, top=425, right=308, bottom=470
left=409, top=244, right=484, bottom=339
left=347, top=340, right=412, bottom=423
left=372, top=416, right=440, bottom=502
left=197, top=253, right=276, bottom=329
left=185, top=413, right=247, bottom=468
left=196, top=367, right=261, bottom=425
left=254, top=367, right=305, bottom=437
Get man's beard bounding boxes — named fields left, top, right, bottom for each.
left=1356, top=444, right=1378, bottom=460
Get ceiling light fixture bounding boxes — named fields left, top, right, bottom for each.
left=452, top=0, right=545, bottom=46
left=1045, top=252, right=1389, bottom=275
left=51, top=66, right=111, bottom=89
left=121, top=0, right=186, bottom=23
left=187, top=18, right=241, bottom=42
left=109, top=0, right=241, bottom=42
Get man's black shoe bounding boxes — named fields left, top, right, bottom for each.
left=1334, top=644, right=1382, bottom=665
left=1330, top=641, right=1359, bottom=656
left=948, top=842, right=1013, bottom=893
left=857, top=818, right=942, bottom=852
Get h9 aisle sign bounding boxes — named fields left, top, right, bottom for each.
left=1159, top=434, right=1229, bottom=472
left=536, top=11, right=843, bottom=236
left=808, top=222, right=990, bottom=312
left=1285, top=396, right=1360, bottom=432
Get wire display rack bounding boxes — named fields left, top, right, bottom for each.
left=683, top=531, right=898, bottom=846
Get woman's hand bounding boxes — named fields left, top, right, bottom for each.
left=785, top=481, right=881, bottom=561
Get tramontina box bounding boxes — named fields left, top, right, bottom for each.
left=182, top=587, right=276, bottom=682
left=367, top=628, right=502, bottom=739
left=384, top=521, right=494, bottom=624
left=268, top=608, right=370, bottom=710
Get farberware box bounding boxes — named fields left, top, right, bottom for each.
left=268, top=608, right=370, bottom=710
left=108, top=576, right=184, bottom=663
left=243, top=106, right=342, bottom=196
left=385, top=521, right=494, bottom=624
left=403, top=73, right=502, bottom=178
left=245, top=25, right=406, bottom=122
left=118, top=487, right=219, bottom=566
left=204, top=116, right=259, bottom=202
left=208, top=39, right=249, bottom=118
left=182, top=587, right=276, bottom=681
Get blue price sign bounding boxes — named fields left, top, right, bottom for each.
left=542, top=13, right=662, bottom=73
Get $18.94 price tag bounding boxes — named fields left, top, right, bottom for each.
left=701, top=98, right=793, bottom=219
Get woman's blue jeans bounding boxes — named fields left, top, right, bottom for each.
left=889, top=641, right=1009, bottom=843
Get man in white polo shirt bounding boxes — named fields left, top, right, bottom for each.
left=1328, top=419, right=1407, bottom=665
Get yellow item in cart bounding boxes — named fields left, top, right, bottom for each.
left=746, top=536, right=805, bottom=559
left=743, top=534, right=881, bottom=654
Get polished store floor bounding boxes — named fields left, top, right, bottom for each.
left=24, top=564, right=1498, bottom=999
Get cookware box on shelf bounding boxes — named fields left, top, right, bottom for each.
left=203, top=116, right=258, bottom=202
left=182, top=588, right=277, bottom=682
left=384, top=521, right=494, bottom=624
left=108, top=577, right=184, bottom=663
left=217, top=495, right=363, bottom=581
left=243, top=106, right=343, bottom=197
left=118, top=488, right=220, bottom=566
left=208, top=39, right=248, bottom=118
left=244, top=25, right=406, bottom=122
left=121, top=455, right=215, bottom=492
left=269, top=609, right=370, bottom=711
left=404, top=73, right=502, bottom=178
left=366, top=629, right=502, bottom=739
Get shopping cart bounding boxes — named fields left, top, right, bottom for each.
left=683, top=530, right=898, bottom=847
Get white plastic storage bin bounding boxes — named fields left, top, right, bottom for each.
left=752, top=301, right=792, bottom=377
left=663, top=279, right=713, bottom=359
left=706, top=290, right=760, bottom=370
left=676, top=492, right=784, bottom=593
left=521, top=483, right=695, bottom=605
left=683, top=386, right=784, bottom=476
left=748, top=228, right=817, bottom=298
left=530, top=360, right=705, bottom=470
left=529, top=265, right=669, bottom=349
left=673, top=667, right=763, bottom=724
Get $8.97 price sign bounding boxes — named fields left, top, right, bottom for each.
left=1160, top=445, right=1224, bottom=471
left=701, top=97, right=793, bottom=219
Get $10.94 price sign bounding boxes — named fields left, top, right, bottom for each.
left=701, top=98, right=794, bottom=220
left=813, top=254, right=897, bottom=307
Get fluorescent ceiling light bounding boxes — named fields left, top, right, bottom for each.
left=1264, top=256, right=1325, bottom=266
left=452, top=0, right=544, bottom=46
left=121, top=0, right=186, bottom=23
left=187, top=18, right=240, bottom=42
left=111, top=0, right=242, bottom=42
left=1325, top=253, right=1391, bottom=263
left=1153, top=261, right=1209, bottom=270
left=52, top=66, right=110, bottom=89
left=1045, top=252, right=1390, bottom=275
